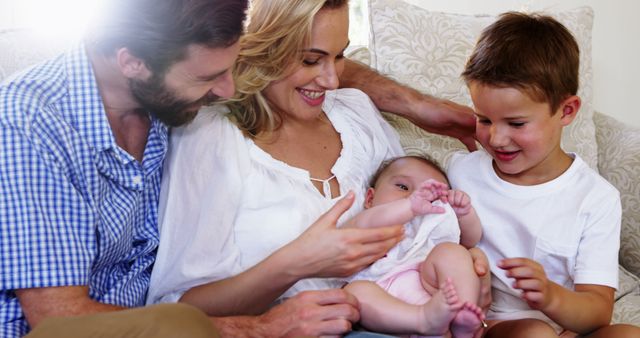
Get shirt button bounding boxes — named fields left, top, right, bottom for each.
left=132, top=175, right=142, bottom=185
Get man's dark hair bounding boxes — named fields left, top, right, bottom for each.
left=86, top=0, right=248, bottom=75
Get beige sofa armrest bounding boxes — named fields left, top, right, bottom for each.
left=594, top=111, right=640, bottom=278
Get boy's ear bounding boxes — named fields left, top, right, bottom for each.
left=116, top=47, right=152, bottom=80
left=558, top=95, right=581, bottom=126
left=364, top=187, right=376, bottom=209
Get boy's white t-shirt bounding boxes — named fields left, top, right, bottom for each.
left=447, top=150, right=621, bottom=325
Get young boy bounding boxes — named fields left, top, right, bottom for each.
left=342, top=156, right=485, bottom=338
left=449, top=12, right=640, bottom=337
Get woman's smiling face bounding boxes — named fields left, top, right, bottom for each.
left=262, top=4, right=349, bottom=123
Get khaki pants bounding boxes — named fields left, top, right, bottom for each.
left=26, top=303, right=220, bottom=338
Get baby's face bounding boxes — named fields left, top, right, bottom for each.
left=368, top=158, right=447, bottom=208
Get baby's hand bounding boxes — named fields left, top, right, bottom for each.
left=409, top=179, right=448, bottom=216
left=498, top=258, right=554, bottom=311
left=445, top=189, right=472, bottom=216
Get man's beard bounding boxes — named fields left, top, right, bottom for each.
left=129, top=74, right=220, bottom=127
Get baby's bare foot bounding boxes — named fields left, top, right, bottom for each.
left=417, top=278, right=463, bottom=336
left=451, top=301, right=485, bottom=338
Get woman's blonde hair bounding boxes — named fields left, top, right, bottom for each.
left=225, top=0, right=348, bottom=136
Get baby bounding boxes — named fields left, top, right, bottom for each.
left=343, top=155, right=485, bottom=338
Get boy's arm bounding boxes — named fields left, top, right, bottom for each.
left=499, top=258, right=614, bottom=334
left=340, top=59, right=477, bottom=151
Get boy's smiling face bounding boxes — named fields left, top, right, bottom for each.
left=470, top=82, right=580, bottom=185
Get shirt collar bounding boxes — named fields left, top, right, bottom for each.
left=63, top=44, right=169, bottom=167
left=64, top=43, right=116, bottom=153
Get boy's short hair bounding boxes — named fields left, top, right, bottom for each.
left=370, top=155, right=448, bottom=188
left=462, top=12, right=579, bottom=113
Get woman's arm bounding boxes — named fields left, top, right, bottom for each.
left=180, top=193, right=404, bottom=316
left=341, top=59, right=477, bottom=150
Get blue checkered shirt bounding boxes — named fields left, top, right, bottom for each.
left=0, top=45, right=167, bottom=337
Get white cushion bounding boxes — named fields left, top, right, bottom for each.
left=0, top=29, right=69, bottom=82
left=367, top=0, right=598, bottom=170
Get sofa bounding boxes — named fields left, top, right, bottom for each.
left=1, top=0, right=638, bottom=326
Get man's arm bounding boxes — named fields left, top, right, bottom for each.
left=18, top=286, right=360, bottom=338
left=16, top=286, right=124, bottom=328
left=341, top=59, right=477, bottom=150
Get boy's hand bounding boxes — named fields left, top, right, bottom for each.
left=444, top=189, right=472, bottom=216
left=409, top=179, right=448, bottom=216
left=498, top=258, right=555, bottom=311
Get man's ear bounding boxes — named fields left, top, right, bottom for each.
left=558, top=95, right=581, bottom=126
left=116, top=48, right=151, bottom=80
left=364, top=187, right=376, bottom=209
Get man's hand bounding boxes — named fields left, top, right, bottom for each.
left=260, top=289, right=360, bottom=338
left=16, top=286, right=123, bottom=328
left=409, top=97, right=478, bottom=151
left=212, top=289, right=360, bottom=338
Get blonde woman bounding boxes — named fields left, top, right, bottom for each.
left=149, top=0, right=487, bottom=336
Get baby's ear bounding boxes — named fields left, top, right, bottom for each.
left=559, top=95, right=581, bottom=126
left=364, top=187, right=376, bottom=209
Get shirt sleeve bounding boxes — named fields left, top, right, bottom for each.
left=573, top=185, right=621, bottom=289
left=335, top=88, right=404, bottom=157
left=147, top=107, right=250, bottom=304
left=0, top=122, right=93, bottom=290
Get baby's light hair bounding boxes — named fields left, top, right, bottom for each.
left=370, top=155, right=448, bottom=188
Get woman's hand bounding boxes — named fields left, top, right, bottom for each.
left=283, top=191, right=404, bottom=279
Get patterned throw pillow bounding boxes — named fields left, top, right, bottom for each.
left=366, top=0, right=598, bottom=170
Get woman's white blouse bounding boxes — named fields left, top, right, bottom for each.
left=147, top=89, right=404, bottom=304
